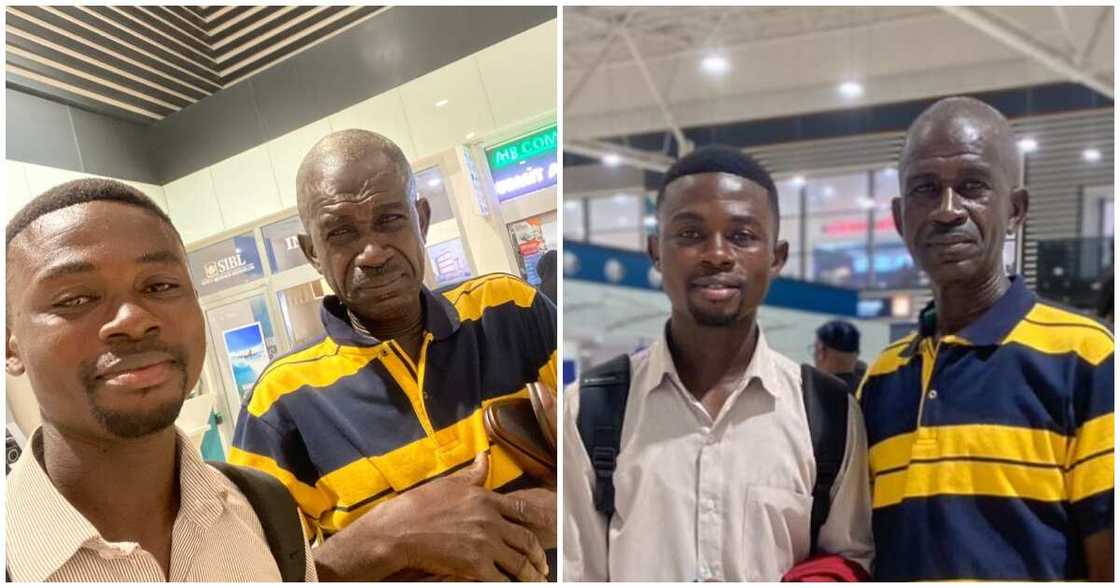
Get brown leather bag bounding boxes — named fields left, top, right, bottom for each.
left=483, top=382, right=556, bottom=488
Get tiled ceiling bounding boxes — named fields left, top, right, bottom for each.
left=5, top=5, right=386, bottom=124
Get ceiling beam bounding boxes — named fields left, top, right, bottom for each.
left=619, top=26, right=691, bottom=155
left=565, top=9, right=634, bottom=106
left=564, top=138, right=674, bottom=173
left=941, top=6, right=1113, bottom=98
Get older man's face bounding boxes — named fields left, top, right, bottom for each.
left=892, top=117, right=1026, bottom=288
left=298, top=150, right=431, bottom=323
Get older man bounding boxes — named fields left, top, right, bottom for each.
left=858, top=97, right=1113, bottom=580
left=5, top=179, right=315, bottom=581
left=230, top=129, right=558, bottom=581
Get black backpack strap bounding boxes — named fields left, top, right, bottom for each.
left=801, top=364, right=851, bottom=554
left=576, top=354, right=632, bottom=518
left=208, top=461, right=306, bottom=582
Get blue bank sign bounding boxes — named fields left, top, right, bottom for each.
left=485, top=125, right=558, bottom=202
left=187, top=233, right=264, bottom=297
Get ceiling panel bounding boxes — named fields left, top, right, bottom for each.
left=5, top=4, right=387, bottom=124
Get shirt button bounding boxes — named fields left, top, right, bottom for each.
left=928, top=389, right=938, bottom=400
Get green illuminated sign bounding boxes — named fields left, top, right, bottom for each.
left=486, top=125, right=557, bottom=171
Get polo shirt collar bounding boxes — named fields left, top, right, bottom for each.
left=321, top=287, right=461, bottom=347
left=914, top=274, right=1035, bottom=348
left=5, top=427, right=228, bottom=582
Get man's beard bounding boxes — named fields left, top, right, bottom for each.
left=687, top=301, right=740, bottom=327
left=78, top=347, right=191, bottom=439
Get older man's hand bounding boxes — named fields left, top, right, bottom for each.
left=313, top=453, right=551, bottom=581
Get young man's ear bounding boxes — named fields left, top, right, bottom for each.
left=770, top=239, right=789, bottom=279
left=647, top=234, right=661, bottom=271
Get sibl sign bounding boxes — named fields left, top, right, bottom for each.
left=188, top=233, right=265, bottom=297
left=485, top=125, right=558, bottom=202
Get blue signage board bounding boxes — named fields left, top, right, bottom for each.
left=187, top=233, right=265, bottom=297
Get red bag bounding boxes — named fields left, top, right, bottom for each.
left=782, top=554, right=870, bottom=582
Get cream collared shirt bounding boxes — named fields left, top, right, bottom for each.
left=5, top=426, right=317, bottom=582
left=563, top=327, right=874, bottom=581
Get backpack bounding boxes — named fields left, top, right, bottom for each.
left=576, top=355, right=850, bottom=554
left=208, top=461, right=307, bottom=582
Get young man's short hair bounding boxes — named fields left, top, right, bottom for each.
left=6, top=178, right=180, bottom=247
left=656, top=145, right=781, bottom=233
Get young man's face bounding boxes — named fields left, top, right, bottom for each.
left=650, top=172, right=788, bottom=328
left=6, top=202, right=206, bottom=440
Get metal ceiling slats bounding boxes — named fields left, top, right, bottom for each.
left=214, top=6, right=321, bottom=65
left=208, top=7, right=274, bottom=44
left=164, top=6, right=210, bottom=40
left=216, top=6, right=341, bottom=71
left=221, top=6, right=379, bottom=86
left=121, top=6, right=215, bottom=60
left=75, top=6, right=219, bottom=82
left=42, top=6, right=221, bottom=92
left=5, top=34, right=193, bottom=109
left=6, top=51, right=177, bottom=117
left=207, top=6, right=254, bottom=30
left=6, top=9, right=212, bottom=100
left=5, top=5, right=385, bottom=124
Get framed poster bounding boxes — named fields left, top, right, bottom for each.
left=222, top=322, right=271, bottom=404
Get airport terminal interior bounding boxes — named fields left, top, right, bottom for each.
left=561, top=6, right=1114, bottom=379
left=5, top=5, right=558, bottom=457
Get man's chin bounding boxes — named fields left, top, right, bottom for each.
left=687, top=305, right=741, bottom=327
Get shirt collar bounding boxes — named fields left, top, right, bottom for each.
left=5, top=426, right=229, bottom=582
left=911, top=274, right=1035, bottom=351
left=321, top=287, right=462, bottom=347
left=637, top=321, right=782, bottom=401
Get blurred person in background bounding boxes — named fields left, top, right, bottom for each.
left=811, top=319, right=866, bottom=393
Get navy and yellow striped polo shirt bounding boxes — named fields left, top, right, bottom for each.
left=858, top=276, right=1113, bottom=580
left=229, top=273, right=557, bottom=538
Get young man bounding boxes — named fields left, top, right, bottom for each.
left=859, top=97, right=1114, bottom=580
left=5, top=180, right=315, bottom=582
left=564, top=146, right=874, bottom=581
left=229, top=130, right=558, bottom=581
left=812, top=320, right=866, bottom=393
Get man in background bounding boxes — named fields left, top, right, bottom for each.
left=811, top=319, right=866, bottom=393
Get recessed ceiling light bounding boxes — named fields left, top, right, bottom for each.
left=602, top=153, right=622, bottom=167
left=435, top=99, right=449, bottom=108
left=564, top=201, right=579, bottom=210
left=791, top=175, right=806, bottom=187
left=700, top=54, right=729, bottom=75
left=837, top=81, right=864, bottom=98
left=1083, top=148, right=1102, bottom=162
left=823, top=186, right=835, bottom=197
left=1017, top=138, right=1038, bottom=153
left=427, top=178, right=441, bottom=187
left=465, top=131, right=476, bottom=140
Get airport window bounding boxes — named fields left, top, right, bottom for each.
left=589, top=193, right=644, bottom=251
